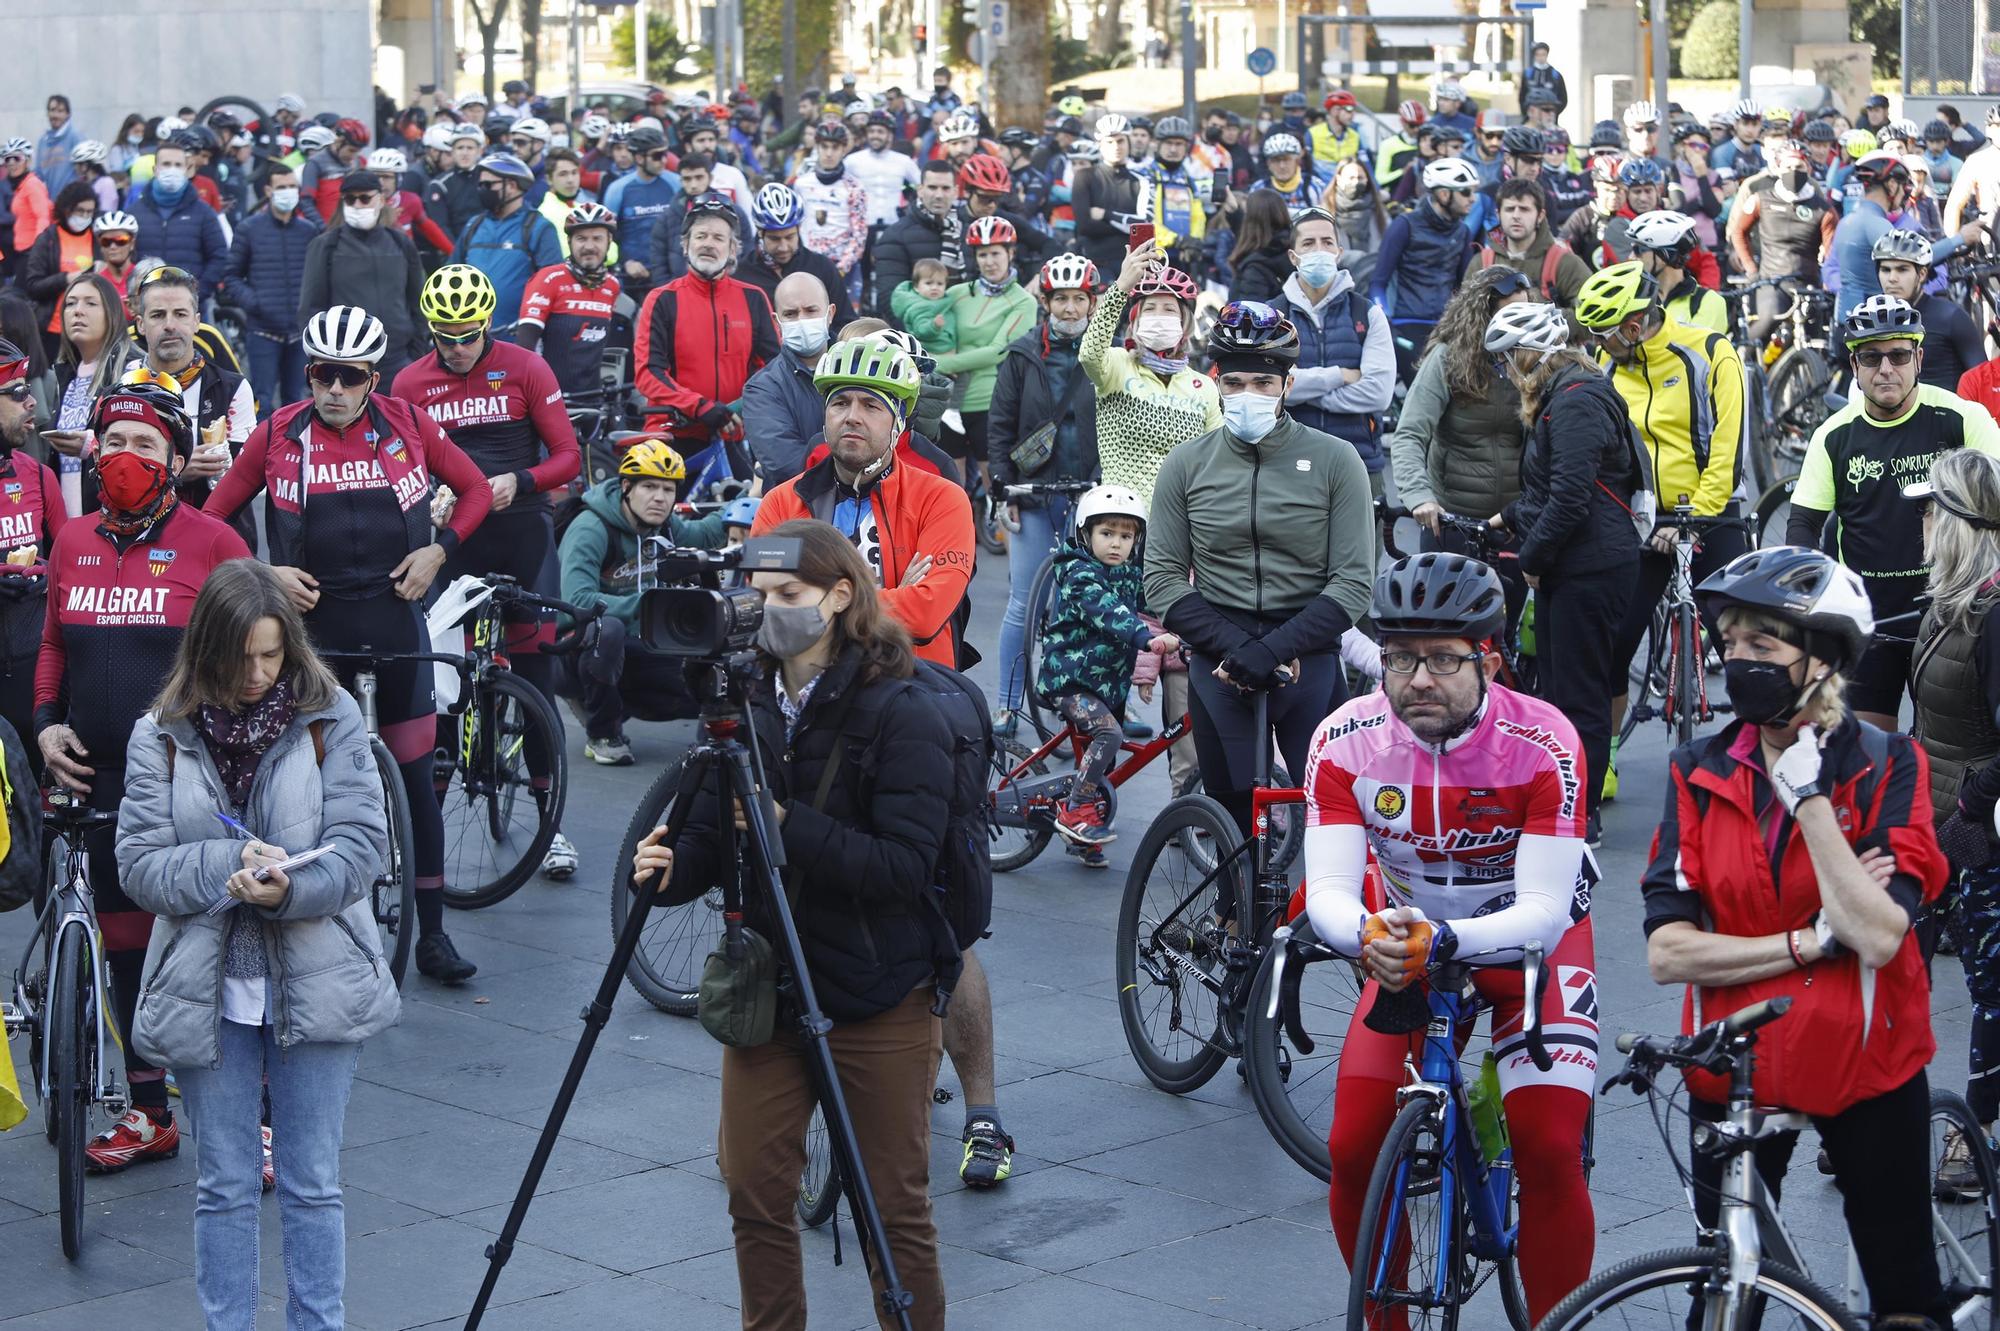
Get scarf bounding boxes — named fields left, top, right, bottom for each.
left=96, top=488, right=176, bottom=539
left=975, top=274, right=1013, bottom=298
left=159, top=353, right=206, bottom=391
left=1138, top=348, right=1189, bottom=376
left=196, top=677, right=298, bottom=808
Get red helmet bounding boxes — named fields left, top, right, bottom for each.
left=1398, top=100, right=1427, bottom=127
left=965, top=214, right=1017, bottom=248
left=1130, top=264, right=1199, bottom=307
left=957, top=152, right=1011, bottom=195
left=1325, top=90, right=1359, bottom=111
left=334, top=117, right=371, bottom=147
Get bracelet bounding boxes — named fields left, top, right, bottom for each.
left=1786, top=928, right=1807, bottom=968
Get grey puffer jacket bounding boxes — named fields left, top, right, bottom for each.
left=117, top=690, right=397, bottom=1069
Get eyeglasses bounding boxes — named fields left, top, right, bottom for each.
left=1855, top=346, right=1917, bottom=368
left=307, top=361, right=375, bottom=388
left=430, top=325, right=486, bottom=346
left=1383, top=649, right=1483, bottom=676
left=1216, top=300, right=1281, bottom=330
left=0, top=383, right=32, bottom=404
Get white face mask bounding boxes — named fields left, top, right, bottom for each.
left=343, top=203, right=379, bottom=231
left=781, top=314, right=830, bottom=356
left=1135, top=312, right=1183, bottom=350
left=153, top=166, right=188, bottom=194
left=270, top=186, right=300, bottom=213
left=66, top=212, right=93, bottom=233
left=1296, top=251, right=1340, bottom=288
left=1221, top=391, right=1282, bottom=441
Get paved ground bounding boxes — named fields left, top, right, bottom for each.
left=0, top=553, right=1972, bottom=1329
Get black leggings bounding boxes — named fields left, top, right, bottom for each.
left=1537, top=561, right=1633, bottom=821
left=1187, top=650, right=1344, bottom=838
left=1053, top=691, right=1123, bottom=806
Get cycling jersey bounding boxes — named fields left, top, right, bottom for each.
left=788, top=167, right=869, bottom=275
left=1144, top=161, right=1209, bottom=249
left=602, top=169, right=680, bottom=284
left=1303, top=683, right=1591, bottom=965
left=391, top=338, right=581, bottom=508
left=1914, top=293, right=1985, bottom=390
left=844, top=147, right=921, bottom=228
left=1727, top=179, right=1836, bottom=280
left=1600, top=316, right=1746, bottom=516
left=517, top=263, right=622, bottom=397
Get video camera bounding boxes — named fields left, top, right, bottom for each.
left=637, top=535, right=803, bottom=658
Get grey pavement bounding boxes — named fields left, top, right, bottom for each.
left=0, top=553, right=1969, bottom=1329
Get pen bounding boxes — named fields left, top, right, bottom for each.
left=214, top=811, right=256, bottom=839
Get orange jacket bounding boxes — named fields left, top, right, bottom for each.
left=752, top=455, right=974, bottom=666
left=10, top=173, right=51, bottom=254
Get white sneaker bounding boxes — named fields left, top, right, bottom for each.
left=541, top=832, right=579, bottom=881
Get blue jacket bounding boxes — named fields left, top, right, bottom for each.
left=451, top=205, right=563, bottom=333
left=1832, top=197, right=1968, bottom=319
left=740, top=346, right=829, bottom=488
left=131, top=183, right=230, bottom=291
left=603, top=170, right=681, bottom=286
left=1373, top=199, right=1475, bottom=324
left=223, top=206, right=323, bottom=336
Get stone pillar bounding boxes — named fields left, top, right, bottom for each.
left=381, top=0, right=461, bottom=101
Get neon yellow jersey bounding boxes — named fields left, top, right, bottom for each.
left=1600, top=316, right=1746, bottom=515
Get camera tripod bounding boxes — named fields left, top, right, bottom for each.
left=466, top=661, right=918, bottom=1331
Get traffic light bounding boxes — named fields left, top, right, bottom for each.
left=915, top=22, right=927, bottom=53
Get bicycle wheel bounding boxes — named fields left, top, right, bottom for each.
left=1619, top=605, right=1670, bottom=747
left=797, top=1102, right=842, bottom=1228
left=1115, top=794, right=1242, bottom=1094
left=988, top=737, right=1054, bottom=873
left=1019, top=555, right=1061, bottom=738
left=51, top=923, right=91, bottom=1261
left=1180, top=763, right=1303, bottom=878
left=608, top=755, right=724, bottom=1015
left=369, top=738, right=417, bottom=988
left=1346, top=1096, right=1462, bottom=1330
left=1930, top=1087, right=1999, bottom=1331
left=438, top=671, right=566, bottom=909
left=1672, top=599, right=1702, bottom=748
left=1242, top=918, right=1363, bottom=1183
left=1740, top=357, right=1776, bottom=495
left=1767, top=346, right=1832, bottom=475
left=1753, top=476, right=1796, bottom=551
left=1535, top=1245, right=1864, bottom=1330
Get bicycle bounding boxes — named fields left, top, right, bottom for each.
left=1378, top=504, right=1536, bottom=693
left=636, top=404, right=752, bottom=503
left=2, top=790, right=124, bottom=1260
left=431, top=575, right=601, bottom=910
left=564, top=376, right=637, bottom=490
left=1723, top=277, right=1838, bottom=494
left=1540, top=997, right=1998, bottom=1331
left=1619, top=503, right=1752, bottom=748
left=996, top=478, right=1097, bottom=737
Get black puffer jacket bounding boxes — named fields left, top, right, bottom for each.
left=873, top=206, right=948, bottom=321
left=657, top=644, right=952, bottom=1022
left=1502, top=361, right=1642, bottom=578
left=989, top=324, right=1099, bottom=503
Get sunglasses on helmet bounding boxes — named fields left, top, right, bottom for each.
left=1216, top=301, right=1281, bottom=331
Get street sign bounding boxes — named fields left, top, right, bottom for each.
left=1246, top=46, right=1277, bottom=77
left=988, top=0, right=1009, bottom=44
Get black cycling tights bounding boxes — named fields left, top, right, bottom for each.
left=1186, top=651, right=1344, bottom=840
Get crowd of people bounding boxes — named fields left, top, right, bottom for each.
left=5, top=60, right=2000, bottom=1331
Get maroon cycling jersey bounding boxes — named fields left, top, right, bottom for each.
left=0, top=450, right=68, bottom=660
left=390, top=339, right=580, bottom=508
left=34, top=500, right=251, bottom=763
left=519, top=262, right=622, bottom=397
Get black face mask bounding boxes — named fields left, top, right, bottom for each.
left=478, top=183, right=506, bottom=212
left=1779, top=168, right=1809, bottom=193
left=1204, top=126, right=1224, bottom=144
left=1723, top=658, right=1804, bottom=726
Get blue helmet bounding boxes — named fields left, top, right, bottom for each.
left=476, top=151, right=535, bottom=185
left=1617, top=156, right=1666, bottom=187
left=750, top=182, right=805, bottom=232
left=721, top=496, right=762, bottom=528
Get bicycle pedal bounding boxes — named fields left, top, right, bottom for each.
left=932, top=1087, right=954, bottom=1105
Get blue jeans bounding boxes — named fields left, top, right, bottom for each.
left=997, top=496, right=1075, bottom=711
left=176, top=1021, right=361, bottom=1331
left=245, top=332, right=306, bottom=418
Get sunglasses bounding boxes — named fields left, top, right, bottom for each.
left=1684, top=140, right=1711, bottom=151
left=307, top=361, right=375, bottom=388
left=1216, top=300, right=1281, bottom=330
left=1855, top=346, right=1918, bottom=368
left=0, top=383, right=31, bottom=403
left=644, top=151, right=667, bottom=161
left=430, top=325, right=486, bottom=346
left=139, top=265, right=193, bottom=287
left=1487, top=268, right=1531, bottom=296
left=98, top=233, right=133, bottom=245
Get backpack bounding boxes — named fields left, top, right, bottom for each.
left=1479, top=239, right=1573, bottom=301
left=0, top=717, right=42, bottom=913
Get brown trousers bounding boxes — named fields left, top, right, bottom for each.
left=716, top=984, right=946, bottom=1330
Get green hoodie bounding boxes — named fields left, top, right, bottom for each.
left=558, top=476, right=728, bottom=631
left=929, top=279, right=1038, bottom=412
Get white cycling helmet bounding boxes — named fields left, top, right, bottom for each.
left=1623, top=100, right=1660, bottom=128
left=422, top=122, right=457, bottom=153
left=1038, top=252, right=1100, bottom=292
left=366, top=147, right=408, bottom=175
left=155, top=116, right=188, bottom=139
left=939, top=112, right=981, bottom=143
left=70, top=139, right=108, bottom=166
left=1729, top=98, right=1761, bottom=121
left=1628, top=209, right=1699, bottom=253
left=1421, top=157, right=1482, bottom=191
left=1483, top=301, right=1570, bottom=359
left=93, top=210, right=138, bottom=237
left=296, top=125, right=336, bottom=154
left=451, top=124, right=486, bottom=144
left=1096, top=113, right=1131, bottom=139
left=1262, top=132, right=1303, bottom=158
left=274, top=93, right=307, bottom=117
left=0, top=138, right=30, bottom=160
left=1433, top=80, right=1467, bottom=104
left=864, top=328, right=929, bottom=360
left=1075, top=483, right=1148, bottom=538
left=509, top=116, right=551, bottom=144
left=1066, top=138, right=1102, bottom=163
left=1891, top=117, right=1921, bottom=140
left=580, top=113, right=611, bottom=142
left=302, top=305, right=389, bottom=364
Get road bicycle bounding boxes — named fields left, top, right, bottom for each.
left=564, top=374, right=637, bottom=491
left=1378, top=504, right=1536, bottom=693
left=1540, top=997, right=1998, bottom=1331
left=1620, top=503, right=1752, bottom=748
left=1723, top=277, right=1838, bottom=495
left=2, top=791, right=123, bottom=1260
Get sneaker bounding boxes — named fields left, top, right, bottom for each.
left=1816, top=1144, right=1835, bottom=1175
left=960, top=1118, right=1015, bottom=1188
left=541, top=832, right=579, bottom=880
left=1054, top=800, right=1115, bottom=847
left=993, top=708, right=1019, bottom=739
left=1065, top=841, right=1109, bottom=870
left=1121, top=716, right=1154, bottom=740
left=262, top=1124, right=275, bottom=1192
left=1586, top=811, right=1602, bottom=850
left=416, top=932, right=478, bottom=984
left=85, top=1107, right=179, bottom=1173
left=583, top=734, right=634, bottom=766
left=1935, top=1126, right=1984, bottom=1201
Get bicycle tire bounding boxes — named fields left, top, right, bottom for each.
left=1019, top=554, right=1061, bottom=738
left=439, top=671, right=566, bottom=909
left=1741, top=356, right=1777, bottom=495
left=798, top=1102, right=842, bottom=1228
left=608, top=754, right=722, bottom=1015
left=1768, top=346, right=1832, bottom=471
left=1930, top=1087, right=2000, bottom=1331
left=369, top=738, right=417, bottom=988
left=1347, top=1095, right=1461, bottom=1330
left=1753, top=475, right=1797, bottom=550
left=35, top=834, right=61, bottom=1145
left=1242, top=917, right=1362, bottom=1183
left=988, top=736, right=1054, bottom=873
left=1619, top=605, right=1670, bottom=747
left=1535, top=1245, right=1864, bottom=1331
left=1116, top=793, right=1241, bottom=1094
left=1180, top=763, right=1303, bottom=878
left=52, top=923, right=90, bottom=1261
left=977, top=497, right=1008, bottom=556
left=1674, top=597, right=1701, bottom=748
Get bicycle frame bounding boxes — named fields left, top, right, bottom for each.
left=8, top=812, right=126, bottom=1119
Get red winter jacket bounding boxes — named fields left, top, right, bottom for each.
left=633, top=269, right=780, bottom=443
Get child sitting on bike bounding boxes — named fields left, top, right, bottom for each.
left=1037, top=484, right=1180, bottom=855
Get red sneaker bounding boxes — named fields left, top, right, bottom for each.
left=1054, top=800, right=1115, bottom=846
left=86, top=1107, right=180, bottom=1173
left=262, top=1124, right=275, bottom=1191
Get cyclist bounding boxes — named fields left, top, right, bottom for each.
left=515, top=201, right=622, bottom=401
left=1833, top=151, right=1983, bottom=320
left=738, top=183, right=859, bottom=331
left=394, top=265, right=584, bottom=878
left=1306, top=552, right=1597, bottom=1326
left=1727, top=139, right=1837, bottom=342
left=788, top=121, right=870, bottom=310
left=930, top=215, right=1037, bottom=484
left=449, top=153, right=564, bottom=342
left=1082, top=241, right=1219, bottom=502
left=602, top=126, right=677, bottom=299
left=1556, top=155, right=1623, bottom=267
left=1871, top=228, right=1983, bottom=390
left=1628, top=210, right=1726, bottom=334
left=1944, top=106, right=2000, bottom=232
left=1142, top=117, right=1209, bottom=278
left=0, top=345, right=65, bottom=748
left=1071, top=114, right=1148, bottom=278
left=1668, top=124, right=1728, bottom=255
left=1478, top=178, right=1589, bottom=307
left=205, top=305, right=495, bottom=983
left=37, top=380, right=252, bottom=1171
left=1640, top=544, right=1952, bottom=1326
left=1144, top=304, right=1375, bottom=839
left=1371, top=158, right=1480, bottom=382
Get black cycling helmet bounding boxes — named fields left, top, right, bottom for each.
left=1672, top=121, right=1710, bottom=145
left=1693, top=546, right=1874, bottom=673
left=626, top=125, right=667, bottom=154
left=1802, top=119, right=1838, bottom=144
left=1000, top=126, right=1036, bottom=149
left=1925, top=118, right=1952, bottom=141
left=1206, top=300, right=1300, bottom=373
left=1130, top=114, right=1155, bottom=132
left=1500, top=125, right=1545, bottom=156
left=1589, top=120, right=1623, bottom=149
left=1371, top=554, right=1508, bottom=644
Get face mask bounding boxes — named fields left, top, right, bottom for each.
left=270, top=186, right=300, bottom=213
left=756, top=597, right=829, bottom=659
left=477, top=183, right=505, bottom=212
left=781, top=314, right=830, bottom=356
left=1779, top=168, right=1809, bottom=193
left=1296, top=251, right=1340, bottom=288
left=1049, top=314, right=1089, bottom=338
left=1722, top=657, right=1806, bottom=726
left=1135, top=312, right=1183, bottom=350
left=96, top=449, right=174, bottom=515
left=66, top=212, right=93, bottom=234
left=344, top=203, right=379, bottom=231
left=153, top=166, right=188, bottom=196
left=1204, top=126, right=1223, bottom=144
left=1222, top=391, right=1282, bottom=441
left=127, top=131, right=144, bottom=146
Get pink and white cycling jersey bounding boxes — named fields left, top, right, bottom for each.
left=1303, top=682, right=1592, bottom=959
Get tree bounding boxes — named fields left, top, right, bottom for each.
left=990, top=0, right=1052, bottom=131
left=465, top=0, right=507, bottom=104
left=1680, top=0, right=1738, bottom=79
left=745, top=0, right=833, bottom=94
left=519, top=0, right=541, bottom=91
left=1851, top=0, right=1900, bottom=78
left=610, top=12, right=708, bottom=81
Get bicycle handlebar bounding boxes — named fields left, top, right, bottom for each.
left=1612, top=995, right=1792, bottom=1068
left=1520, top=941, right=1554, bottom=1074
left=1002, top=480, right=1097, bottom=498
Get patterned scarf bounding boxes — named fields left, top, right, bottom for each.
left=159, top=353, right=206, bottom=391
left=975, top=274, right=1013, bottom=298
left=196, top=677, right=298, bottom=808
left=1138, top=348, right=1189, bottom=376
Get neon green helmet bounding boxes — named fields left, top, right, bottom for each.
left=1573, top=260, right=1660, bottom=331
left=813, top=339, right=922, bottom=407
left=1841, top=128, right=1878, bottom=159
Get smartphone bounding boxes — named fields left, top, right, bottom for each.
left=1128, top=222, right=1155, bottom=252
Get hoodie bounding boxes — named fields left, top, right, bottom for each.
left=557, top=476, right=728, bottom=632
left=1273, top=269, right=1396, bottom=469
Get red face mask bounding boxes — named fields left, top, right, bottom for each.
left=96, top=449, right=173, bottom=514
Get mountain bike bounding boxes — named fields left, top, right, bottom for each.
left=2, top=791, right=123, bottom=1260
left=1620, top=504, right=1751, bottom=747
left=565, top=376, right=637, bottom=490
left=1724, top=277, right=1837, bottom=494
left=1379, top=504, right=1536, bottom=693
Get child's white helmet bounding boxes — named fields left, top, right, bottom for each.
left=1075, top=483, right=1148, bottom=538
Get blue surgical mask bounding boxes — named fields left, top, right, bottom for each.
left=1222, top=391, right=1282, bottom=442
left=1296, top=251, right=1340, bottom=288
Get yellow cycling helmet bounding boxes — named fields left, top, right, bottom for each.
left=618, top=438, right=688, bottom=483
left=1573, top=260, right=1660, bottom=331
left=813, top=338, right=922, bottom=407
left=420, top=264, right=498, bottom=326
left=1058, top=95, right=1087, bottom=118
left=119, top=364, right=185, bottom=392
